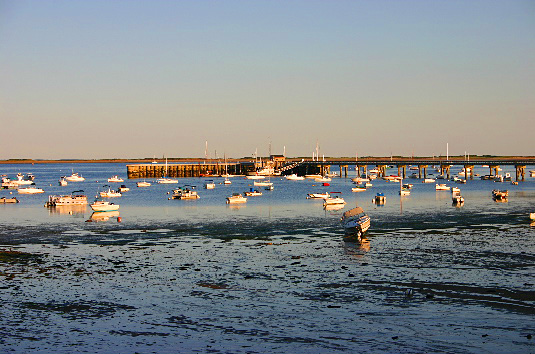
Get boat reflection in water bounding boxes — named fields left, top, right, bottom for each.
left=324, top=203, right=345, bottom=211
left=88, top=211, right=120, bottom=222
left=226, top=203, right=246, bottom=210
left=343, top=237, right=371, bottom=254
left=48, top=205, right=87, bottom=216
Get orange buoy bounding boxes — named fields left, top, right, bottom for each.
left=117, top=217, right=122, bottom=223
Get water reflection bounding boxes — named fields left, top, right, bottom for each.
left=226, top=204, right=246, bottom=210
left=343, top=237, right=371, bottom=254
left=324, top=204, right=345, bottom=211
left=47, top=205, right=87, bottom=216
left=87, top=211, right=120, bottom=222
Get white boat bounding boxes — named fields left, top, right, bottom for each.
left=253, top=180, right=273, bottom=187
left=365, top=182, right=373, bottom=187
left=45, top=191, right=87, bottom=206
left=204, top=180, right=216, bottom=189
left=341, top=206, right=370, bottom=237
left=118, top=185, right=130, bottom=192
left=315, top=176, right=332, bottom=182
left=352, top=185, right=367, bottom=192
left=58, top=177, right=68, bottom=186
left=323, top=193, right=346, bottom=206
left=223, top=178, right=232, bottom=185
left=383, top=175, right=401, bottom=182
left=157, top=158, right=178, bottom=183
left=137, top=181, right=151, bottom=187
left=285, top=174, right=305, bottom=181
left=65, top=172, right=85, bottom=182
left=244, top=188, right=262, bottom=197
left=108, top=175, right=124, bottom=183
left=352, top=177, right=370, bottom=183
left=305, top=174, right=323, bottom=179
left=451, top=187, right=461, bottom=194
left=530, top=213, right=535, bottom=220
left=12, top=173, right=35, bottom=185
left=226, top=193, right=247, bottom=204
left=399, top=178, right=410, bottom=196
left=100, top=187, right=121, bottom=198
left=245, top=175, right=265, bottom=180
left=171, top=187, right=200, bottom=200
left=399, top=188, right=410, bottom=196
left=306, top=192, right=330, bottom=199
left=18, top=186, right=45, bottom=194
left=1, top=176, right=18, bottom=189
left=90, top=200, right=120, bottom=212
left=436, top=184, right=450, bottom=191
left=422, top=178, right=435, bottom=183
left=157, top=178, right=179, bottom=184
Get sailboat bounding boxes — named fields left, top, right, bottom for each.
left=399, top=178, right=410, bottom=196
left=156, top=158, right=178, bottom=184
left=222, top=153, right=232, bottom=184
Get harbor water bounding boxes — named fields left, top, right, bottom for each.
left=1, top=163, right=534, bottom=353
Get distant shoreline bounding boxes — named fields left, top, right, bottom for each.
left=1, top=156, right=534, bottom=165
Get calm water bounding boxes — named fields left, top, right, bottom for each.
left=1, top=163, right=534, bottom=353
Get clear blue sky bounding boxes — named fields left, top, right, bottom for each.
left=1, top=0, right=534, bottom=159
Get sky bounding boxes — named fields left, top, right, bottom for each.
left=1, top=0, right=534, bottom=159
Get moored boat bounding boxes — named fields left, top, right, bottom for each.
left=156, top=177, right=179, bottom=184
left=137, top=181, right=151, bottom=187
left=108, top=175, right=124, bottom=183
left=253, top=180, right=273, bottom=187
left=306, top=192, right=330, bottom=199
left=171, top=186, right=200, bottom=200
left=18, top=186, right=45, bottom=194
left=436, top=184, right=450, bottom=191
left=341, top=206, right=370, bottom=238
left=492, top=189, right=508, bottom=199
left=226, top=193, right=247, bottom=204
left=244, top=188, right=262, bottom=197
left=45, top=191, right=87, bottom=206
left=373, top=193, right=386, bottom=204
left=118, top=185, right=130, bottom=192
left=0, top=197, right=19, bottom=203
left=90, top=200, right=120, bottom=212
left=285, top=174, right=305, bottom=181
left=323, top=192, right=346, bottom=206
left=452, top=194, right=465, bottom=204
left=204, top=180, right=216, bottom=189
left=99, top=186, right=121, bottom=198
left=65, top=172, right=85, bottom=182
left=352, top=185, right=367, bottom=192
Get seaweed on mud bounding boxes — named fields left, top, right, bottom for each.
left=20, top=300, right=137, bottom=320
left=0, top=250, right=45, bottom=265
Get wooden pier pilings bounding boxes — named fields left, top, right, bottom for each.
left=126, top=163, right=254, bottom=179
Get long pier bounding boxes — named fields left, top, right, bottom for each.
left=127, top=162, right=255, bottom=179
left=305, top=159, right=533, bottom=181
left=127, top=158, right=533, bottom=181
